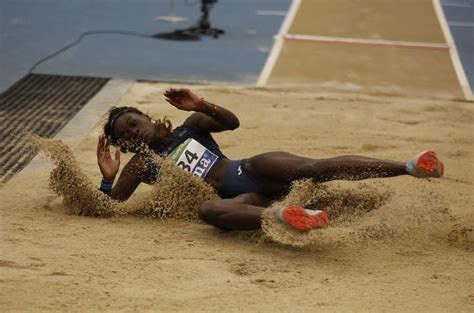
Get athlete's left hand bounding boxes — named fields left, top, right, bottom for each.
left=164, top=88, right=203, bottom=111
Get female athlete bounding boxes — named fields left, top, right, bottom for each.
left=97, top=88, right=444, bottom=231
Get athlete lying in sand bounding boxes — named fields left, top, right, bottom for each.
left=97, top=88, right=444, bottom=231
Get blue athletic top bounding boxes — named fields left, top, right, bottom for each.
left=144, top=126, right=271, bottom=199
left=143, top=126, right=226, bottom=183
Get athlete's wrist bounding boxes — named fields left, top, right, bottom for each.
left=101, top=176, right=115, bottom=184
left=99, top=177, right=114, bottom=192
left=197, top=99, right=218, bottom=116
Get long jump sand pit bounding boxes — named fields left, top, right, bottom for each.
left=1, top=83, right=473, bottom=311
left=267, top=0, right=467, bottom=100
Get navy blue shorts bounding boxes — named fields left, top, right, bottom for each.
left=218, top=160, right=269, bottom=199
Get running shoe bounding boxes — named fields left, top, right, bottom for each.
left=277, top=204, right=329, bottom=231
left=406, top=151, right=444, bottom=178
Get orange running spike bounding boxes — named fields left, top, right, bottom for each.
left=407, top=151, right=444, bottom=178
left=279, top=205, right=329, bottom=231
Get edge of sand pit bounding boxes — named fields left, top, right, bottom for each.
left=16, top=79, right=134, bottom=176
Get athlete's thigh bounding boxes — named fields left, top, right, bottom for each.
left=245, top=151, right=316, bottom=183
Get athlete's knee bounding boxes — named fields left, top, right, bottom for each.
left=198, top=200, right=216, bottom=221
left=198, top=200, right=228, bottom=228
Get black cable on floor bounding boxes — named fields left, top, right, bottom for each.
left=28, top=30, right=154, bottom=74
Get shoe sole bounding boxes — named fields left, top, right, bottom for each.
left=415, top=151, right=444, bottom=178
left=281, top=205, right=329, bottom=231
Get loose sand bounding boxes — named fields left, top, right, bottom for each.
left=1, top=83, right=473, bottom=311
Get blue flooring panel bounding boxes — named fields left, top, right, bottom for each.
left=0, top=0, right=290, bottom=93
left=441, top=0, right=474, bottom=89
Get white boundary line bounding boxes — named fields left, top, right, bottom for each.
left=442, top=2, right=472, bottom=8
left=256, top=0, right=301, bottom=87
left=449, top=21, right=474, bottom=27
left=255, top=10, right=287, bottom=16
left=283, top=34, right=450, bottom=50
left=433, top=0, right=473, bottom=100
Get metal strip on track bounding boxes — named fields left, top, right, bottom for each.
left=0, top=73, right=110, bottom=185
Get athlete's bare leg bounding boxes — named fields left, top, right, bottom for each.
left=199, top=191, right=329, bottom=231
left=198, top=193, right=271, bottom=231
left=245, top=152, right=407, bottom=190
left=200, top=152, right=442, bottom=231
left=199, top=153, right=406, bottom=230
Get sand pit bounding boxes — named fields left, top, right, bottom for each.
left=1, top=83, right=473, bottom=311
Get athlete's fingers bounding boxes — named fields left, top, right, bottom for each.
left=99, top=134, right=107, bottom=153
left=164, top=94, right=174, bottom=102
left=114, top=148, right=121, bottom=164
left=97, top=134, right=102, bottom=149
left=171, top=90, right=183, bottom=101
left=164, top=88, right=177, bottom=97
left=97, top=135, right=102, bottom=158
left=165, top=98, right=179, bottom=107
left=105, top=135, right=112, bottom=150
left=99, top=136, right=111, bottom=159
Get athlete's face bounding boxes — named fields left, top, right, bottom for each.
left=113, top=112, right=158, bottom=144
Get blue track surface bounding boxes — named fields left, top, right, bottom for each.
left=1, top=0, right=472, bottom=93
left=441, top=0, right=474, bottom=89
left=0, top=0, right=290, bottom=93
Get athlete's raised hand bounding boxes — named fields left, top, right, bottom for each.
left=164, top=88, right=203, bottom=111
left=97, top=134, right=121, bottom=181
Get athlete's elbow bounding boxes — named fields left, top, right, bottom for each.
left=228, top=118, right=240, bottom=130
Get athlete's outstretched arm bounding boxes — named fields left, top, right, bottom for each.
left=164, top=88, right=240, bottom=132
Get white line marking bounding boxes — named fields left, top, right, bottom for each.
left=449, top=21, right=474, bottom=27
left=255, top=10, right=287, bottom=16
left=256, top=0, right=301, bottom=87
left=442, top=2, right=472, bottom=8
left=283, top=34, right=450, bottom=50
left=433, top=0, right=473, bottom=100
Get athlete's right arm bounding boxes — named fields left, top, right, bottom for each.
left=97, top=135, right=145, bottom=201
left=105, top=155, right=146, bottom=200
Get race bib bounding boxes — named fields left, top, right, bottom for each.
left=168, top=139, right=218, bottom=178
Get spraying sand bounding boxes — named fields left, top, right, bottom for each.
left=28, top=134, right=216, bottom=220
left=28, top=134, right=394, bottom=248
